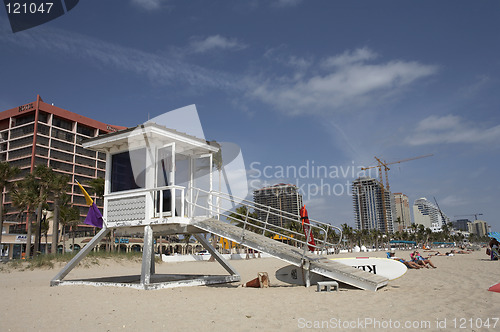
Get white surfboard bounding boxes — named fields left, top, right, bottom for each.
left=275, top=265, right=329, bottom=286
left=330, top=257, right=407, bottom=280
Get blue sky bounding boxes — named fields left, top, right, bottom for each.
left=1, top=0, right=499, bottom=231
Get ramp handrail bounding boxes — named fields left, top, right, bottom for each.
left=186, top=187, right=342, bottom=255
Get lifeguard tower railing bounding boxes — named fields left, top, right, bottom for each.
left=104, top=185, right=187, bottom=227
left=102, top=184, right=342, bottom=255
left=187, top=187, right=343, bottom=256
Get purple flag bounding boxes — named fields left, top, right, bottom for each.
left=84, top=202, right=103, bottom=228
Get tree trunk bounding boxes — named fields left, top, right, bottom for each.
left=51, top=197, right=60, bottom=254
left=62, top=227, right=66, bottom=254
left=72, top=227, right=75, bottom=253
left=34, top=204, right=42, bottom=256
left=26, top=212, right=32, bottom=258
left=0, top=190, right=4, bottom=253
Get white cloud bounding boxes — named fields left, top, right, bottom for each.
left=130, top=0, right=166, bottom=10
left=189, top=35, right=247, bottom=53
left=321, top=47, right=378, bottom=68
left=405, top=114, right=500, bottom=146
left=0, top=27, right=238, bottom=91
left=249, top=48, right=438, bottom=116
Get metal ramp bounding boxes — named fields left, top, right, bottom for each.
left=192, top=217, right=388, bottom=291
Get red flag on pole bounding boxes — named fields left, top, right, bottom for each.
left=300, top=205, right=315, bottom=252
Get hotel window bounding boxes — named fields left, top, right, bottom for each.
left=36, top=135, right=49, bottom=146
left=51, top=139, right=74, bottom=153
left=76, top=146, right=95, bottom=158
left=9, top=136, right=33, bottom=149
left=8, top=146, right=32, bottom=159
left=14, top=112, right=35, bottom=126
left=51, top=149, right=73, bottom=162
left=51, top=128, right=74, bottom=143
left=75, top=155, right=95, bottom=168
left=50, top=160, right=73, bottom=172
left=75, top=165, right=95, bottom=177
left=35, top=157, right=48, bottom=166
left=38, top=112, right=49, bottom=123
left=10, top=124, right=34, bottom=139
left=77, top=124, right=95, bottom=137
left=37, top=123, right=50, bottom=136
left=35, top=146, right=49, bottom=157
left=52, top=116, right=73, bottom=131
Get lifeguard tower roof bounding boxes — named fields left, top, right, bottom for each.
left=82, top=122, right=218, bottom=155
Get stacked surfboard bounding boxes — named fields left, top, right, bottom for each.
left=276, top=257, right=407, bottom=286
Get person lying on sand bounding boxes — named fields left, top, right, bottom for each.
left=411, top=251, right=437, bottom=268
left=449, top=249, right=470, bottom=254
left=393, top=258, right=422, bottom=269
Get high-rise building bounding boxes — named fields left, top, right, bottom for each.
left=0, top=95, right=126, bottom=232
left=452, top=219, right=471, bottom=232
left=393, top=193, right=411, bottom=231
left=253, top=183, right=303, bottom=227
left=352, top=176, right=395, bottom=233
left=413, top=197, right=448, bottom=232
left=469, top=220, right=489, bottom=238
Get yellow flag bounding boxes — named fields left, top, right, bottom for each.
left=76, top=180, right=93, bottom=206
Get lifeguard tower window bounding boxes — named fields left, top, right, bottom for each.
left=111, top=149, right=146, bottom=192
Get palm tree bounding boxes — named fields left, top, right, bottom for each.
left=0, top=162, right=20, bottom=249
left=51, top=173, right=70, bottom=254
left=41, top=208, right=50, bottom=252
left=341, top=223, right=354, bottom=250
left=394, top=217, right=403, bottom=232
left=59, top=203, right=81, bottom=254
left=86, top=177, right=104, bottom=198
left=11, top=178, right=40, bottom=258
left=32, top=165, right=55, bottom=255
left=226, top=205, right=259, bottom=254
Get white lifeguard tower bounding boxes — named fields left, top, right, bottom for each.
left=51, top=121, right=389, bottom=291
left=51, top=122, right=240, bottom=289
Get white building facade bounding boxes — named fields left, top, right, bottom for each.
left=413, top=197, right=448, bottom=232
left=352, top=176, right=395, bottom=233
left=393, top=193, right=411, bottom=231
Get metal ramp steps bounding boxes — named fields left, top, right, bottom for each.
left=192, top=218, right=388, bottom=291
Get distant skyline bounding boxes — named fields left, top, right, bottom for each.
left=1, top=1, right=499, bottom=231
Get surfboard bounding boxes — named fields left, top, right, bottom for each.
left=330, top=257, right=407, bottom=280
left=275, top=265, right=329, bottom=286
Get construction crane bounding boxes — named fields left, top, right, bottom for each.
left=360, top=154, right=433, bottom=232
left=361, top=154, right=434, bottom=191
left=433, top=196, right=448, bottom=226
left=454, top=213, right=483, bottom=221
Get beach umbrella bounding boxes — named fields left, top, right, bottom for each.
left=488, top=232, right=500, bottom=242
left=300, top=205, right=316, bottom=252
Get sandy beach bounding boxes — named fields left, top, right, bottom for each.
left=1, top=249, right=499, bottom=332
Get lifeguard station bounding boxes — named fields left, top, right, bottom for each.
left=51, top=121, right=389, bottom=291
